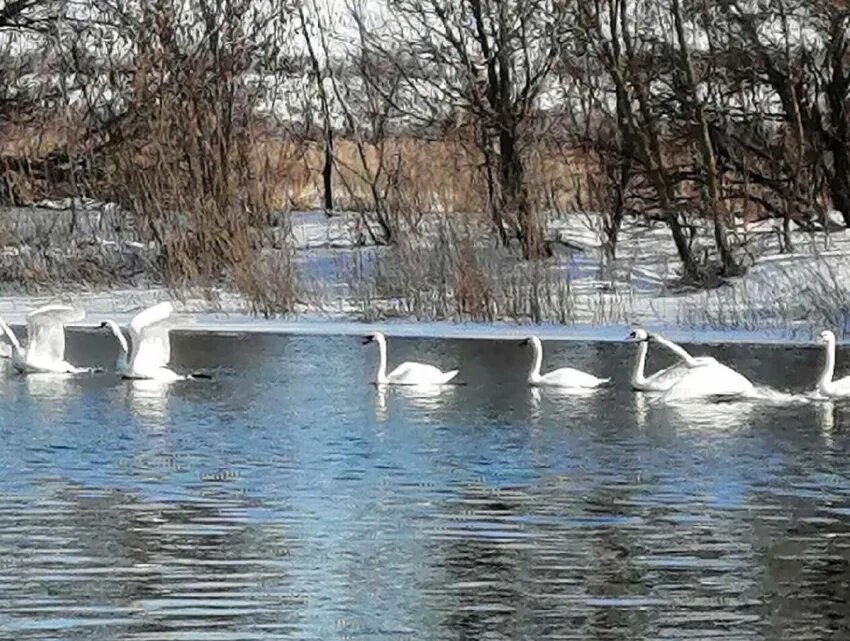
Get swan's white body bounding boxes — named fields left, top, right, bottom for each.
left=111, top=302, right=182, bottom=382
left=366, top=332, right=458, bottom=385
left=629, top=329, right=691, bottom=392
left=0, top=305, right=87, bottom=374
left=816, top=330, right=850, bottom=398
left=654, top=334, right=755, bottom=403
left=525, top=336, right=609, bottom=389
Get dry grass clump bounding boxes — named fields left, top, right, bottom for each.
left=0, top=243, right=153, bottom=291
left=233, top=248, right=301, bottom=318
left=343, top=216, right=630, bottom=324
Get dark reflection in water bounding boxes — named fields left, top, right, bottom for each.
left=1, top=333, right=850, bottom=639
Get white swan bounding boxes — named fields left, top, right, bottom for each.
left=522, top=336, right=609, bottom=389
left=102, top=302, right=184, bottom=382
left=100, top=301, right=211, bottom=383
left=363, top=332, right=458, bottom=385
left=0, top=304, right=88, bottom=374
left=628, top=328, right=691, bottom=392
left=100, top=319, right=130, bottom=374
left=655, top=334, right=755, bottom=403
left=815, top=330, right=850, bottom=398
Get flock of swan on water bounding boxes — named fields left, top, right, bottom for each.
left=0, top=301, right=202, bottom=383
left=367, top=327, right=847, bottom=403
left=0, top=302, right=847, bottom=403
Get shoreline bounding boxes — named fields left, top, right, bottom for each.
left=0, top=286, right=825, bottom=346
left=0, top=304, right=817, bottom=347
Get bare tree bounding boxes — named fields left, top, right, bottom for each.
left=361, top=0, right=572, bottom=260
left=298, top=0, right=335, bottom=213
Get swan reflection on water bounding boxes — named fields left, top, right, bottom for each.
left=126, top=378, right=170, bottom=426
left=528, top=384, right=607, bottom=431
left=529, top=384, right=602, bottom=414
left=634, top=391, right=650, bottom=428
left=657, top=397, right=757, bottom=432
left=374, top=383, right=389, bottom=422
left=816, top=400, right=838, bottom=446
left=373, top=382, right=456, bottom=421
left=24, top=373, right=74, bottom=403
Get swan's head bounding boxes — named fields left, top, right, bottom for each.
left=818, top=330, right=837, bottom=345
left=627, top=328, right=649, bottom=342
left=362, top=332, right=386, bottom=346
left=99, top=320, right=121, bottom=334
left=519, top=336, right=542, bottom=349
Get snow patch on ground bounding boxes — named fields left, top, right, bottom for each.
left=1, top=200, right=849, bottom=341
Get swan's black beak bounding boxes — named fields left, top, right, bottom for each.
left=362, top=336, right=373, bottom=345
left=98, top=322, right=108, bottom=329
left=519, top=338, right=529, bottom=346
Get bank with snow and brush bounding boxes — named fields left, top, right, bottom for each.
left=0, top=199, right=848, bottom=338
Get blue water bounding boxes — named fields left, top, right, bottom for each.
left=1, top=332, right=850, bottom=640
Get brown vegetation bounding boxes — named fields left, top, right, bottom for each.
left=1, top=0, right=850, bottom=316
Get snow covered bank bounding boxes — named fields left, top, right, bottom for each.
left=0, top=200, right=848, bottom=341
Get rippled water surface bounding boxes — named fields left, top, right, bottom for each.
left=2, top=332, right=850, bottom=640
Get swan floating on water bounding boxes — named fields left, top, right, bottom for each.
left=101, top=302, right=208, bottom=382
left=0, top=304, right=89, bottom=374
left=815, top=330, right=850, bottom=398
left=363, top=332, right=458, bottom=385
left=628, top=328, right=691, bottom=392
left=522, top=335, right=609, bottom=389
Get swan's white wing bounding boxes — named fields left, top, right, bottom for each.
left=387, top=361, right=456, bottom=384
left=539, top=367, right=609, bottom=388
left=651, top=334, right=699, bottom=367
left=129, top=302, right=174, bottom=372
left=129, top=302, right=174, bottom=334
left=26, top=305, right=85, bottom=363
left=644, top=362, right=690, bottom=389
left=27, top=304, right=85, bottom=325
left=644, top=357, right=720, bottom=391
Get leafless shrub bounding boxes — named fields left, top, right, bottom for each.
left=3, top=0, right=850, bottom=318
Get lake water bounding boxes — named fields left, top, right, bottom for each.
left=1, top=332, right=849, bottom=640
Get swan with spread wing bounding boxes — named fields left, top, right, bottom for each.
left=627, top=328, right=692, bottom=392
left=101, top=302, right=208, bottom=382
left=0, top=304, right=88, bottom=374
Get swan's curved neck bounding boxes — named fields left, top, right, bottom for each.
left=106, top=320, right=129, bottom=354
left=653, top=334, right=698, bottom=367
left=820, top=339, right=836, bottom=390
left=631, top=340, right=648, bottom=386
left=0, top=317, right=22, bottom=353
left=528, top=340, right=543, bottom=383
left=375, top=336, right=388, bottom=384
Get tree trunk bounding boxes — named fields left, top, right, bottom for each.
left=613, top=0, right=701, bottom=282
left=322, top=126, right=334, bottom=213
left=825, top=13, right=850, bottom=226
left=671, top=0, right=738, bottom=275
left=479, top=128, right=508, bottom=247
left=299, top=3, right=334, bottom=214
left=499, top=127, right=543, bottom=259
left=828, top=94, right=850, bottom=225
